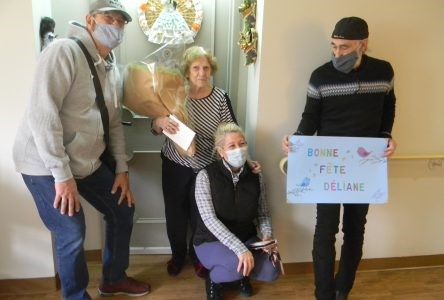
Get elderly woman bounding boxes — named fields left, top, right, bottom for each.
left=193, top=123, right=280, bottom=300
left=151, top=46, right=252, bottom=277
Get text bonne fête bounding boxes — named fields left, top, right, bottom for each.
left=307, top=147, right=365, bottom=192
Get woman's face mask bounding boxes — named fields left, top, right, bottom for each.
left=219, top=132, right=248, bottom=169
left=225, top=146, right=248, bottom=168
left=92, top=19, right=124, bottom=50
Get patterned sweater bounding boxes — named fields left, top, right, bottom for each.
left=296, top=54, right=396, bottom=138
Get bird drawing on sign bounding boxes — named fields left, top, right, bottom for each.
left=357, top=146, right=371, bottom=158
left=298, top=177, right=311, bottom=187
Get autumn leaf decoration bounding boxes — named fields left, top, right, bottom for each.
left=238, top=0, right=258, bottom=65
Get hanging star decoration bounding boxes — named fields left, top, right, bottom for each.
left=238, top=0, right=258, bottom=65
left=138, top=0, right=203, bottom=44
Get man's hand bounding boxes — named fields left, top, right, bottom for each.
left=384, top=138, right=397, bottom=157
left=248, top=160, right=262, bottom=174
left=282, top=135, right=290, bottom=155
left=237, top=250, right=254, bottom=277
left=54, top=178, right=81, bottom=216
left=112, top=172, right=134, bottom=207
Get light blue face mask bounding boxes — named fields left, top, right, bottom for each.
left=92, top=20, right=124, bottom=50
left=331, top=51, right=358, bottom=73
left=225, top=146, right=248, bottom=168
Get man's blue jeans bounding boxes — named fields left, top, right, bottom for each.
left=22, top=164, right=135, bottom=300
left=312, top=203, right=369, bottom=300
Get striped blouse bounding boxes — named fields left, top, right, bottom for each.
left=161, top=86, right=236, bottom=171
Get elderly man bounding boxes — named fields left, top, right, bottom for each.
left=282, top=17, right=396, bottom=300
left=13, top=0, right=150, bottom=299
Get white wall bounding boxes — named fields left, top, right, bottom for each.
left=0, top=0, right=55, bottom=279
left=251, top=0, right=444, bottom=262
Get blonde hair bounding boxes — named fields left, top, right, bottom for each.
left=181, top=46, right=218, bottom=78
left=214, top=123, right=245, bottom=157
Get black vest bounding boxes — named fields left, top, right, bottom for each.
left=194, top=160, right=260, bottom=245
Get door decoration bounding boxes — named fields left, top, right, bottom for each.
left=138, top=0, right=203, bottom=44
left=238, top=0, right=257, bottom=65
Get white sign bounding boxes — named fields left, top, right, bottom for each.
left=286, top=136, right=388, bottom=204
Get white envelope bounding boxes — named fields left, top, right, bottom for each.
left=163, top=115, right=196, bottom=151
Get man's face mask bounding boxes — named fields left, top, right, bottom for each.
left=92, top=19, right=124, bottom=50
left=331, top=51, right=358, bottom=74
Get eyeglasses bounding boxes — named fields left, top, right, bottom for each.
left=96, top=12, right=128, bottom=27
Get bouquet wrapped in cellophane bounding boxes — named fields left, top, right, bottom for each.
left=123, top=42, right=195, bottom=157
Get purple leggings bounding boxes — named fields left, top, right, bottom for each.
left=194, top=239, right=280, bottom=283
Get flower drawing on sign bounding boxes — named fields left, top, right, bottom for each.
left=138, top=0, right=203, bottom=44
left=289, top=139, right=305, bottom=153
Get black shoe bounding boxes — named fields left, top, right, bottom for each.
left=205, top=277, right=222, bottom=300
left=239, top=276, right=253, bottom=297
left=335, top=290, right=349, bottom=300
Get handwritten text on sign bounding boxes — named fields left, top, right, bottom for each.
left=286, top=136, right=388, bottom=204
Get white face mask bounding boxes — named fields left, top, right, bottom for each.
left=92, top=20, right=124, bottom=49
left=225, top=147, right=248, bottom=168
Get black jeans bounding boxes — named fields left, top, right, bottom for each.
left=161, top=154, right=199, bottom=264
left=312, top=203, right=369, bottom=300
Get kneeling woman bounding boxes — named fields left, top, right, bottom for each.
left=193, top=123, right=280, bottom=299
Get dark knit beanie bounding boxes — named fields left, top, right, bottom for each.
left=331, top=17, right=369, bottom=40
